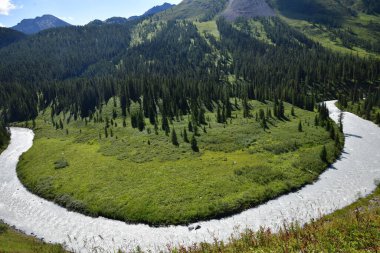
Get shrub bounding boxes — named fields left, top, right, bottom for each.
left=54, top=159, right=69, bottom=169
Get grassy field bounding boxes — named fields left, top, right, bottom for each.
left=0, top=221, right=66, bottom=253
left=16, top=99, right=341, bottom=225
left=337, top=100, right=380, bottom=126
left=173, top=185, right=380, bottom=252
left=281, top=14, right=380, bottom=58
left=194, top=21, right=220, bottom=39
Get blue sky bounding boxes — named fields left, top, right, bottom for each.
left=0, top=0, right=182, bottom=27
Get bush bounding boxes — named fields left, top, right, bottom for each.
left=54, top=159, right=69, bottom=169
left=0, top=223, right=8, bottom=234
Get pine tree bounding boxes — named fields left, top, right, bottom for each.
left=104, top=127, right=108, bottom=138
left=339, top=112, right=344, bottom=132
left=191, top=135, right=199, bottom=152
left=137, top=110, right=145, bottom=132
left=183, top=128, right=189, bottom=143
left=298, top=121, right=303, bottom=132
left=188, top=121, right=193, bottom=132
left=320, top=145, right=328, bottom=163
left=262, top=117, right=267, bottom=130
left=171, top=129, right=179, bottom=146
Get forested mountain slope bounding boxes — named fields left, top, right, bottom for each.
left=0, top=28, right=26, bottom=48
left=0, top=0, right=379, bottom=124
left=266, top=0, right=380, bottom=57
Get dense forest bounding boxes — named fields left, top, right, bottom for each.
left=0, top=15, right=379, bottom=124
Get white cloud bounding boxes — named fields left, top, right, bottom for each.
left=0, top=22, right=4, bottom=27
left=0, top=0, right=16, bottom=15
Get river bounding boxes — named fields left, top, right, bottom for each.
left=0, top=101, right=379, bottom=252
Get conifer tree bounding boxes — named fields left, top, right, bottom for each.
left=188, top=121, right=193, bottom=132
left=191, top=135, right=199, bottom=152
left=339, top=112, right=344, bottom=132
left=320, top=145, right=328, bottom=163
left=183, top=128, right=189, bottom=143
left=171, top=129, right=179, bottom=146
left=298, top=121, right=303, bottom=132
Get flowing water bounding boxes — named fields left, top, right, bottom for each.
left=0, top=101, right=379, bottom=252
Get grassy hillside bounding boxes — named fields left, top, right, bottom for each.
left=265, top=0, right=380, bottom=57
left=174, top=185, right=380, bottom=252
left=155, top=0, right=229, bottom=21
left=16, top=99, right=342, bottom=226
left=0, top=221, right=66, bottom=253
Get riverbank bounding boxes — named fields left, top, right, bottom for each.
left=0, top=220, right=66, bottom=253
left=0, top=101, right=379, bottom=252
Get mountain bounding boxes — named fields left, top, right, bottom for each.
left=105, top=17, right=129, bottom=24
left=222, top=0, right=275, bottom=21
left=143, top=2, right=175, bottom=16
left=12, top=15, right=71, bottom=34
left=0, top=27, right=26, bottom=48
left=157, top=0, right=229, bottom=21
left=0, top=0, right=378, bottom=121
left=88, top=3, right=176, bottom=26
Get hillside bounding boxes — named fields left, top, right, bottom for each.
left=12, top=15, right=71, bottom=34
left=222, top=0, right=275, bottom=21
left=0, top=27, right=25, bottom=48
left=0, top=0, right=377, bottom=225
left=156, top=0, right=229, bottom=21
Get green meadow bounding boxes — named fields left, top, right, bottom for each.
left=17, top=99, right=341, bottom=225
left=0, top=221, right=66, bottom=253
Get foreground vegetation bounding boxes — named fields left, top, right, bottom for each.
left=16, top=99, right=342, bottom=225
left=172, top=185, right=380, bottom=253
left=0, top=221, right=66, bottom=253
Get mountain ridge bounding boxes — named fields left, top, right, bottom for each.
left=12, top=14, right=71, bottom=34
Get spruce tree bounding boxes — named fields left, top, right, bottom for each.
left=191, top=135, right=199, bottom=152
left=188, top=121, right=193, bottom=132
left=320, top=145, right=328, bottom=163
left=339, top=112, right=344, bottom=132
left=183, top=128, right=189, bottom=143
left=298, top=121, right=303, bottom=132
left=171, top=129, right=179, bottom=146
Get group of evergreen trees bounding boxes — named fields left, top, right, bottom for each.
left=0, top=16, right=378, bottom=127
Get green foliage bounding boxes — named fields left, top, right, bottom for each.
left=0, top=27, right=26, bottom=49
left=320, top=145, right=328, bottom=163
left=156, top=0, right=229, bottom=21
left=0, top=221, right=66, bottom=253
left=298, top=121, right=303, bottom=132
left=16, top=100, right=341, bottom=225
left=191, top=134, right=199, bottom=152
left=54, top=159, right=69, bottom=169
left=171, top=128, right=179, bottom=146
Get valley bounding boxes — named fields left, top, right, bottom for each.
left=16, top=100, right=341, bottom=225
left=0, top=0, right=379, bottom=252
